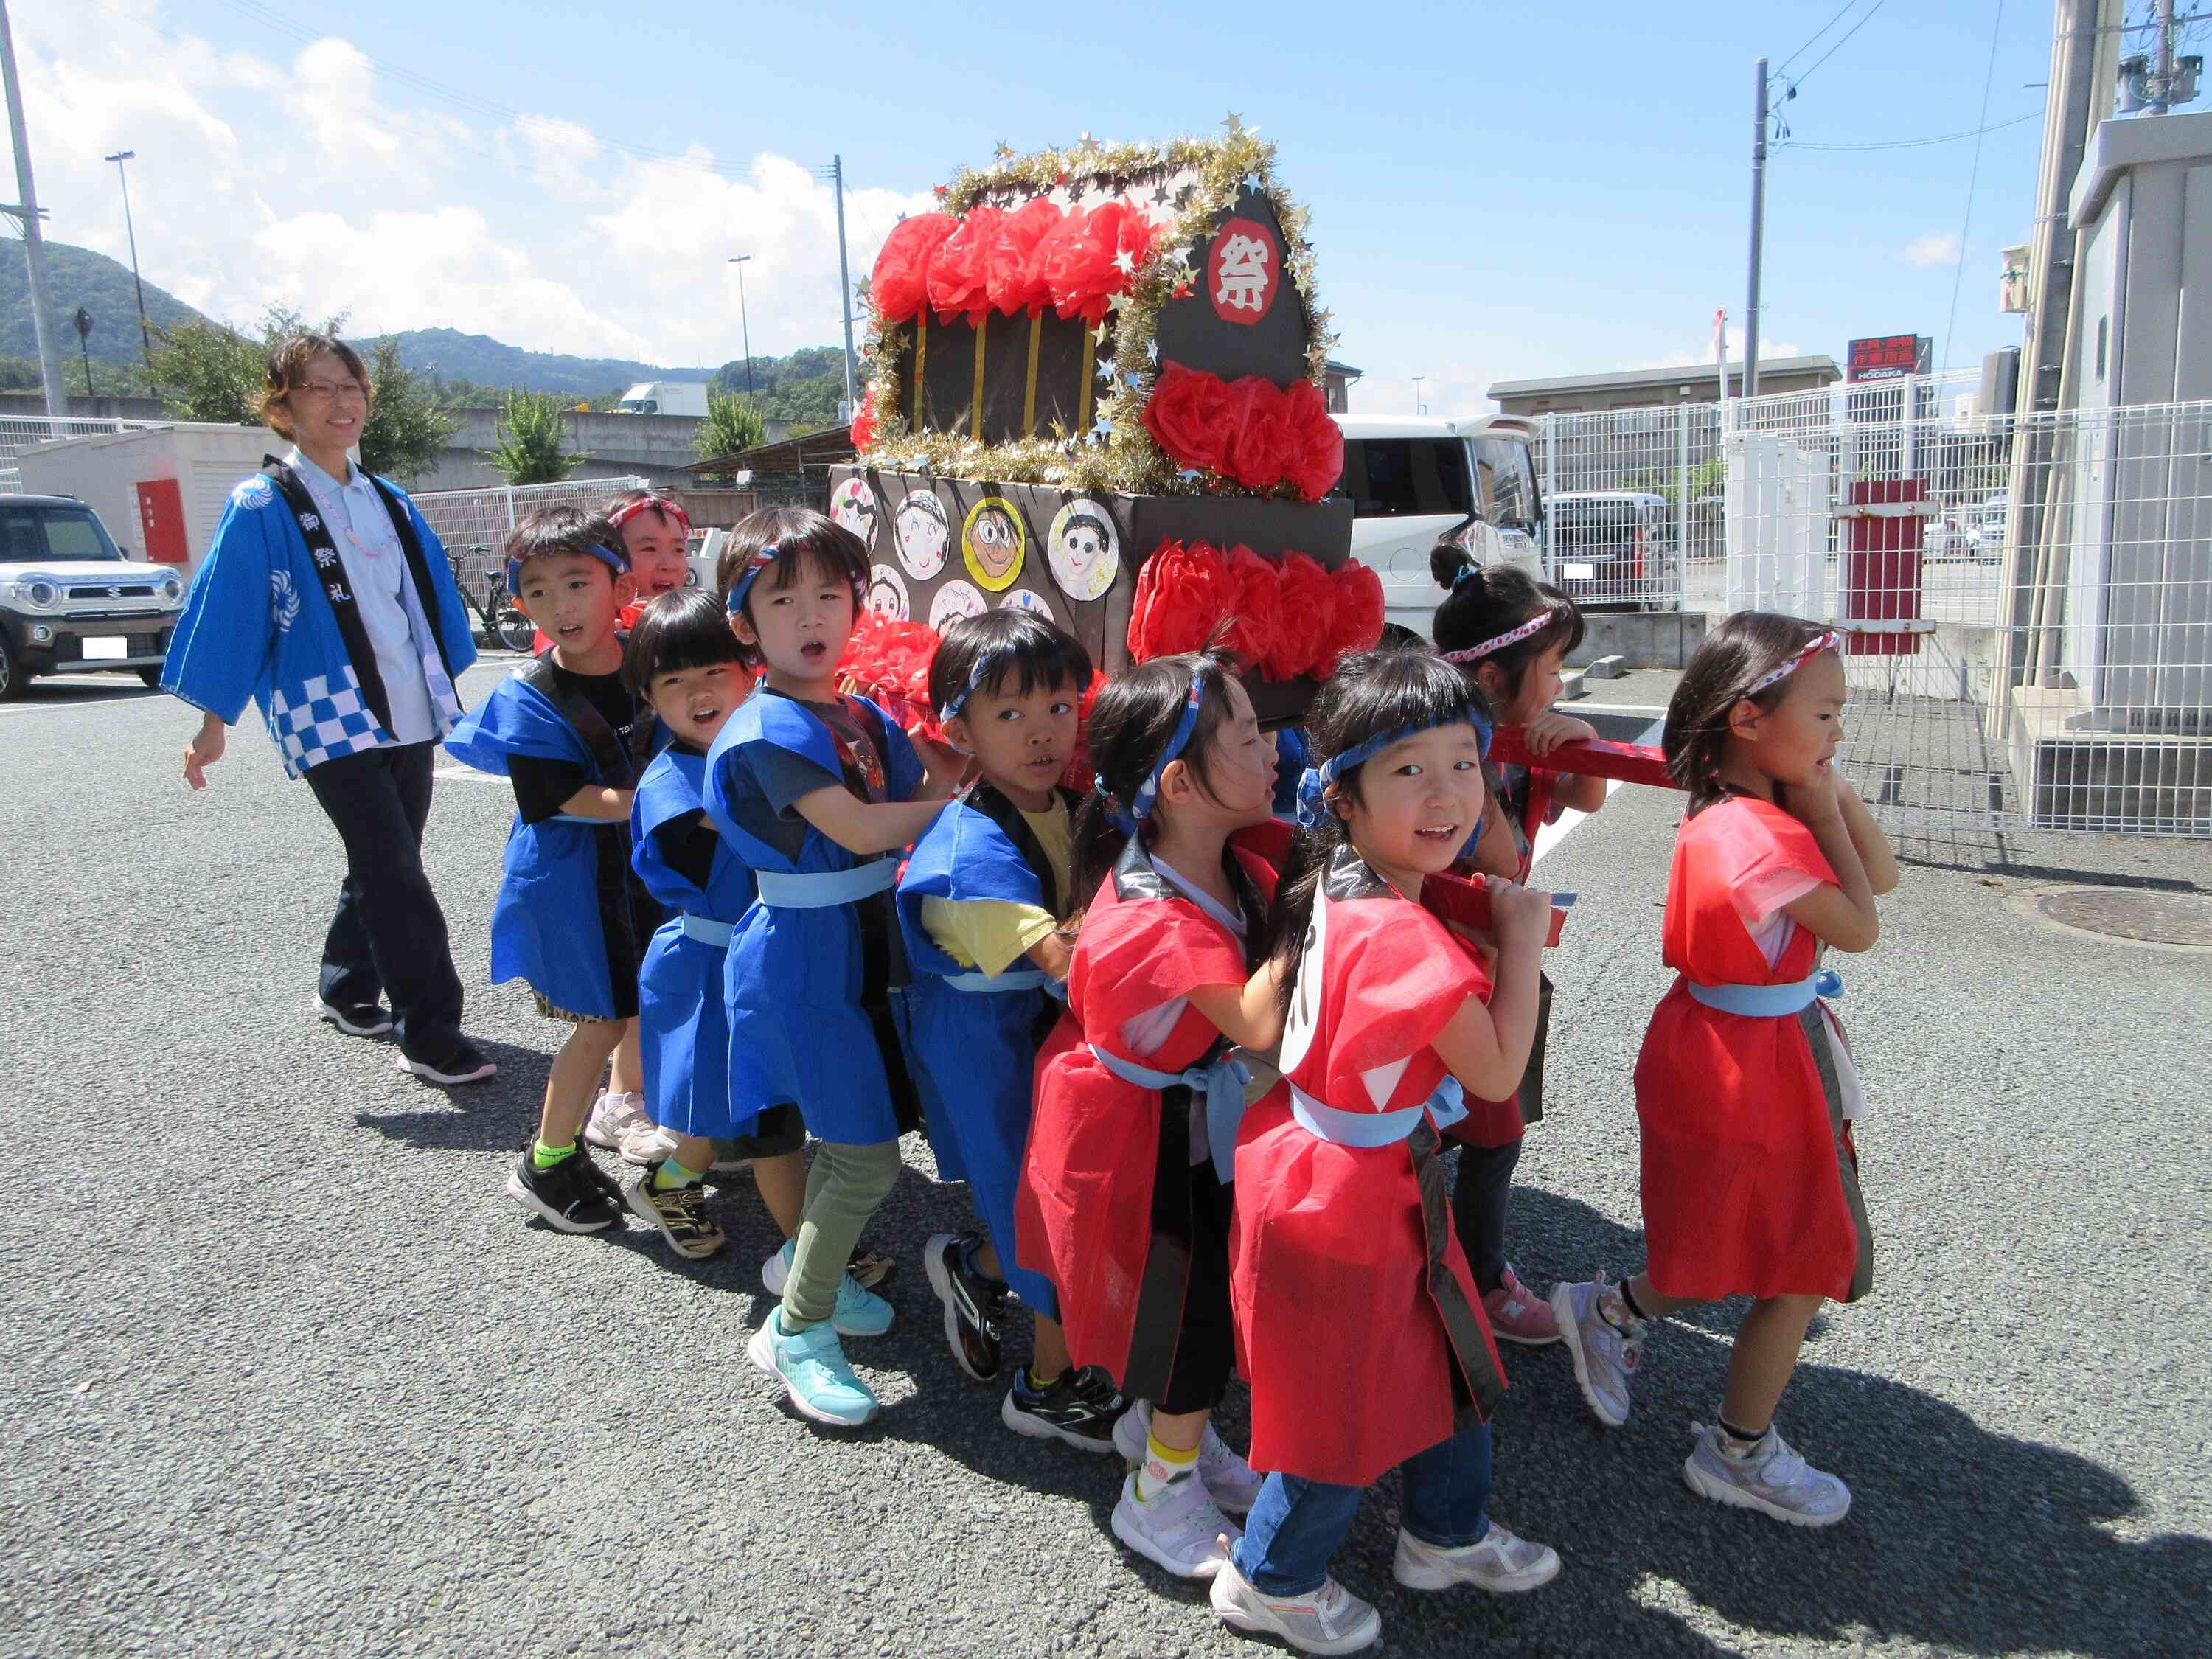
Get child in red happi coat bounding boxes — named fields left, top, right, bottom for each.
left=1209, top=647, right=1561, bottom=1656
left=1015, top=644, right=1285, bottom=1582
left=1552, top=612, right=1899, bottom=1528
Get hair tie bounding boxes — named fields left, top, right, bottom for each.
left=1093, top=773, right=1138, bottom=835
left=1452, top=563, right=1482, bottom=589
left=1293, top=703, right=1495, bottom=831
left=939, top=644, right=1012, bottom=723
left=724, top=541, right=779, bottom=616
left=507, top=540, right=630, bottom=597
left=1439, top=609, right=1552, bottom=665
left=1745, top=630, right=1840, bottom=696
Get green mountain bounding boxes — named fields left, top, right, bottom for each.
left=0, top=237, right=210, bottom=364
left=389, top=328, right=712, bottom=400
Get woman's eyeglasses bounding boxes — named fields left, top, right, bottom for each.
left=291, top=380, right=369, bottom=403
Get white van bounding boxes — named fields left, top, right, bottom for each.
left=1330, top=416, right=1544, bottom=637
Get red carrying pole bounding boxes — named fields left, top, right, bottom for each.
left=1489, top=728, right=1677, bottom=790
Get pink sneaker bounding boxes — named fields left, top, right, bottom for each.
left=1483, top=1267, right=1561, bottom=1346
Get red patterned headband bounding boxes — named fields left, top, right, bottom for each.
left=1746, top=630, right=1840, bottom=696
left=1439, top=610, right=1553, bottom=665
left=608, top=495, right=692, bottom=533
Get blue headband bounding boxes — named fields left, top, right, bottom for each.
left=1096, top=667, right=1211, bottom=835
left=938, top=644, right=1012, bottom=724
left=724, top=542, right=778, bottom=616
left=506, top=541, right=630, bottom=597
left=1293, top=703, right=1495, bottom=831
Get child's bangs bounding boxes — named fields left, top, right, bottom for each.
left=759, top=538, right=858, bottom=595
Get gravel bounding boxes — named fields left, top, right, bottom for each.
left=2, top=663, right=2205, bottom=1658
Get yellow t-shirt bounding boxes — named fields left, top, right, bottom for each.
left=921, top=796, right=1074, bottom=975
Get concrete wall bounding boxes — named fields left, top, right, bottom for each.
left=406, top=407, right=796, bottom=492
left=0, top=392, right=170, bottom=420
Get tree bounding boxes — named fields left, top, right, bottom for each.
left=696, top=392, right=767, bottom=468
left=482, top=388, right=580, bottom=484
left=357, top=336, right=457, bottom=483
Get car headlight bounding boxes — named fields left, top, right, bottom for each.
left=159, top=574, right=185, bottom=607
left=7, top=577, right=59, bottom=611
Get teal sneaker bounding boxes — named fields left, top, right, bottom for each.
left=746, top=1308, right=882, bottom=1427
left=764, top=1239, right=894, bottom=1337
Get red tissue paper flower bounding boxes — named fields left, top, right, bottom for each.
left=987, top=198, right=1064, bottom=318
left=1043, top=201, right=1155, bottom=326
left=871, top=212, right=957, bottom=325
left=1127, top=538, right=1236, bottom=662
left=848, top=389, right=877, bottom=453
left=1279, top=379, right=1346, bottom=504
left=926, top=205, right=1003, bottom=327
left=1222, top=544, right=1284, bottom=678
left=1321, top=558, right=1385, bottom=679
left=1222, top=375, right=1295, bottom=494
left=1268, top=552, right=1336, bottom=681
left=1141, top=361, right=1235, bottom=476
left=838, top=608, right=946, bottom=744
left=1060, top=667, right=1109, bottom=793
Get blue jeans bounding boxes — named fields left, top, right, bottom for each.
left=1231, top=1419, right=1495, bottom=1596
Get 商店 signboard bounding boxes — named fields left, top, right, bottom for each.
left=1847, top=335, right=1931, bottom=383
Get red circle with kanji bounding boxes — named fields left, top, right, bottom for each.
left=1206, top=217, right=1279, bottom=327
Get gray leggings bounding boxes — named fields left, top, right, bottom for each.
left=782, top=1138, right=902, bottom=1329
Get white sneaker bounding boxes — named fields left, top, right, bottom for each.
left=1682, top=1423, right=1852, bottom=1527
left=1110, top=1469, right=1240, bottom=1579
left=1111, top=1399, right=1265, bottom=1515
left=582, top=1091, right=672, bottom=1166
left=1391, top=1520, right=1560, bottom=1593
left=1211, top=1555, right=1380, bottom=1655
left=1551, top=1275, right=1646, bottom=1428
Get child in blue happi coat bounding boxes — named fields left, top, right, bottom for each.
left=443, top=507, right=660, bottom=1234
left=897, top=609, right=1133, bottom=1450
left=706, top=507, right=961, bottom=1428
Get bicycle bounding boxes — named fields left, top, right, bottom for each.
left=447, top=544, right=538, bottom=653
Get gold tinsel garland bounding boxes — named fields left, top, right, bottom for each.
left=851, top=119, right=1335, bottom=499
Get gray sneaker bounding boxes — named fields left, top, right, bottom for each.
left=1551, top=1275, right=1645, bottom=1428
left=1683, top=1423, right=1853, bottom=1527
left=1210, top=1555, right=1380, bottom=1655
left=1391, top=1520, right=1560, bottom=1593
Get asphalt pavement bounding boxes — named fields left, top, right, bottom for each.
left=3, top=660, right=2207, bottom=1658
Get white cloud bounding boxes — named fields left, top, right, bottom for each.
left=1905, top=231, right=1961, bottom=268
left=11, top=3, right=932, bottom=370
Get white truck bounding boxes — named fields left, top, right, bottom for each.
left=615, top=380, right=710, bottom=418
left=1330, top=415, right=1545, bottom=638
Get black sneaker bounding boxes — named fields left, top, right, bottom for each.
left=924, top=1231, right=1007, bottom=1381
left=395, top=1040, right=497, bottom=1086
left=568, top=1146, right=625, bottom=1214
left=625, top=1164, right=727, bottom=1260
left=313, top=997, right=393, bottom=1038
left=1001, top=1364, right=1129, bottom=1452
left=504, top=1145, right=620, bottom=1234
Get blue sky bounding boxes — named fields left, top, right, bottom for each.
left=27, top=1, right=2061, bottom=411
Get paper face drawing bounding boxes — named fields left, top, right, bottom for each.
left=929, top=578, right=988, bottom=631
left=867, top=564, right=910, bottom=621
left=830, top=477, right=880, bottom=548
left=961, top=496, right=1026, bottom=592
left=893, top=490, right=949, bottom=580
left=1001, top=587, right=1055, bottom=622
left=1046, top=499, right=1119, bottom=602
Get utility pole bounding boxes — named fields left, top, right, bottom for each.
left=728, top=255, right=754, bottom=398
left=104, top=149, right=153, bottom=367
left=0, top=0, right=68, bottom=420
left=831, top=154, right=858, bottom=420
left=1745, top=56, right=1770, bottom=402
left=2149, top=0, right=2177, bottom=112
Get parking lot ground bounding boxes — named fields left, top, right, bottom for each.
left=4, top=661, right=2208, bottom=1658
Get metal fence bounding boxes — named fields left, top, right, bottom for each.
left=411, top=475, right=650, bottom=603
left=1711, top=375, right=2211, bottom=844
left=0, top=417, right=170, bottom=493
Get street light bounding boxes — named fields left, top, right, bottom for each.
left=102, top=149, right=152, bottom=369
left=1411, top=375, right=1427, bottom=416
left=727, top=255, right=754, bottom=399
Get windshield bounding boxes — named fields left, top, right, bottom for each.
left=1470, top=437, right=1540, bottom=532
left=1555, top=500, right=1642, bottom=548
left=0, top=502, right=125, bottom=563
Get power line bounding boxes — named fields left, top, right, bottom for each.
left=1791, top=0, right=1888, bottom=86
left=1778, top=1, right=1866, bottom=73
left=1784, top=108, right=2041, bottom=150
left=1941, top=0, right=2008, bottom=375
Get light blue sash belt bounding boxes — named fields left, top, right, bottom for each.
left=1088, top=1043, right=1251, bottom=1185
left=679, top=913, right=734, bottom=947
left=943, top=967, right=1055, bottom=993
left=549, top=812, right=614, bottom=827
left=754, top=860, right=897, bottom=908
left=1687, top=967, right=1843, bottom=1017
left=1289, top=1076, right=1468, bottom=1146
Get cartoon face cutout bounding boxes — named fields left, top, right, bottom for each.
left=893, top=490, right=950, bottom=580
left=830, top=477, right=880, bottom=549
left=929, top=578, right=988, bottom=632
left=868, top=564, right=910, bottom=621
left=961, top=496, right=1026, bottom=592
left=1046, top=498, right=1119, bottom=602
left=1000, top=587, right=1056, bottom=622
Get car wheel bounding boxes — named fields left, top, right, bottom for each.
left=138, top=666, right=164, bottom=689
left=0, top=631, right=21, bottom=701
